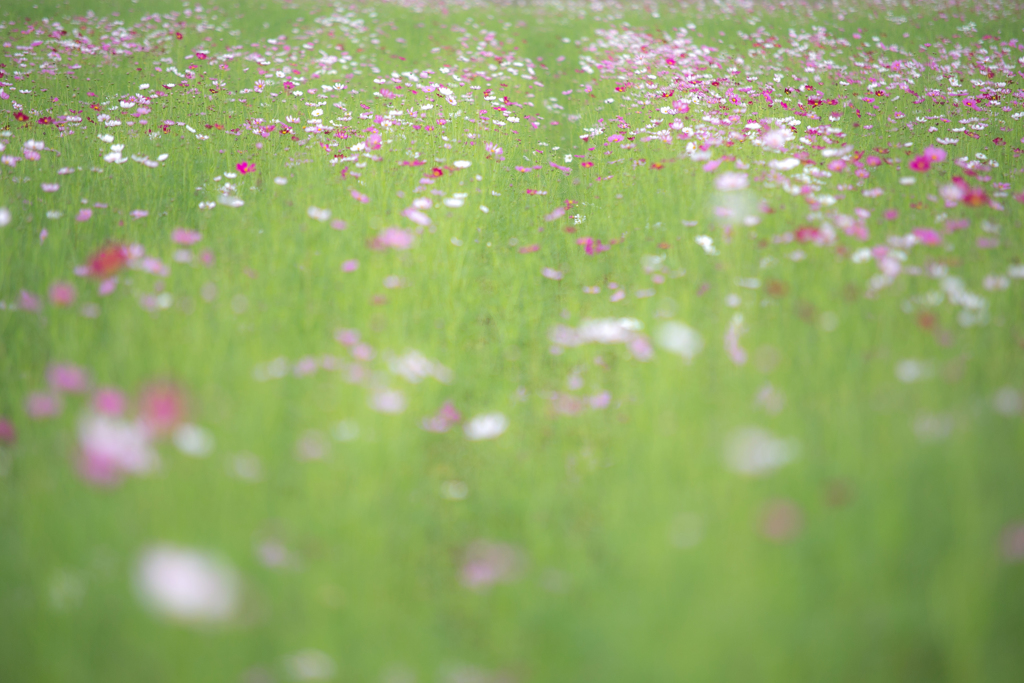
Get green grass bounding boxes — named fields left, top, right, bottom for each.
left=1, top=1, right=1024, bottom=681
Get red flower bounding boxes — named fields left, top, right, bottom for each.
left=87, top=244, right=129, bottom=278
left=175, top=31, right=183, bottom=40
left=13, top=111, right=29, bottom=122
left=963, top=188, right=989, bottom=207
left=430, top=167, right=444, bottom=177
left=38, top=116, right=54, bottom=125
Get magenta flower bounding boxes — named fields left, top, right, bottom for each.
left=0, top=418, right=16, bottom=446
left=350, top=189, right=369, bottom=204
left=909, top=155, right=931, bottom=172
left=75, top=208, right=93, bottom=222
left=236, top=161, right=254, bottom=174
left=341, top=259, right=359, bottom=272
left=140, top=384, right=187, bottom=436
left=912, top=228, right=942, bottom=246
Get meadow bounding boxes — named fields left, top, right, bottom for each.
left=1, top=0, right=1024, bottom=681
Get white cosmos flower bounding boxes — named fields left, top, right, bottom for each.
left=724, top=427, right=797, bottom=476
left=307, top=206, right=331, bottom=221
left=453, top=160, right=472, bottom=168
left=464, top=413, right=508, bottom=440
left=135, top=545, right=239, bottom=623
left=655, top=322, right=704, bottom=361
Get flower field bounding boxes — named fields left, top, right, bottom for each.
left=1, top=0, right=1024, bottom=680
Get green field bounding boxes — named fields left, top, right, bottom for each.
left=2, top=0, right=1024, bottom=681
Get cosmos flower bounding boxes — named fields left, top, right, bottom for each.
left=135, top=545, right=239, bottom=623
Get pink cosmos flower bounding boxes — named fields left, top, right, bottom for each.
left=422, top=401, right=462, bottom=433
left=76, top=208, right=92, bottom=222
left=402, top=208, right=431, bottom=227
left=544, top=206, right=566, bottom=222
left=49, top=282, right=76, bottom=306
left=912, top=228, right=942, bottom=245
left=93, top=388, right=126, bottom=416
left=541, top=268, right=563, bottom=280
left=0, top=418, right=16, bottom=446
left=350, top=189, right=369, bottom=204
left=715, top=172, right=748, bottom=192
left=236, top=162, right=254, bottom=174
left=48, top=364, right=89, bottom=393
left=922, top=146, right=947, bottom=163
left=461, top=541, right=523, bottom=589
left=334, top=328, right=360, bottom=346
left=372, top=227, right=414, bottom=250
left=628, top=335, right=654, bottom=361
left=172, top=229, right=202, bottom=245
left=140, top=384, right=187, bottom=436
left=19, top=290, right=40, bottom=312
left=341, top=259, right=359, bottom=272
left=26, top=391, right=62, bottom=419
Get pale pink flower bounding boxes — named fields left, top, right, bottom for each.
left=373, top=227, right=414, bottom=250
left=26, top=391, right=62, bottom=419
left=341, top=259, right=359, bottom=272
left=78, top=414, right=158, bottom=485
left=724, top=314, right=748, bottom=365
left=172, top=229, right=202, bottom=245
left=403, top=207, right=431, bottom=227
left=93, top=388, right=126, bottom=416
left=461, top=541, right=523, bottom=589
left=19, top=290, right=40, bottom=312
left=350, top=189, right=369, bottom=204
left=715, top=171, right=748, bottom=192
left=49, top=282, right=76, bottom=306
left=541, top=268, right=563, bottom=281
left=76, top=208, right=92, bottom=222
left=48, top=363, right=90, bottom=393
left=761, top=500, right=802, bottom=541
left=370, top=389, right=406, bottom=414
